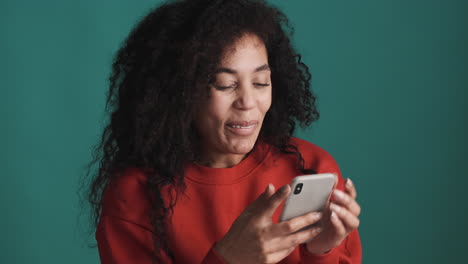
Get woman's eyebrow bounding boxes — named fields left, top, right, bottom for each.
left=215, top=64, right=271, bottom=74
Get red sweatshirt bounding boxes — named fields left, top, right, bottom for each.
left=96, top=137, right=362, bottom=263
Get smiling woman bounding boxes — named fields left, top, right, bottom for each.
left=84, top=0, right=362, bottom=263
left=194, top=34, right=272, bottom=168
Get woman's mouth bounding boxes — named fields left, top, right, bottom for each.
left=226, top=121, right=258, bottom=136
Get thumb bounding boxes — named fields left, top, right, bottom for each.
left=244, top=184, right=275, bottom=214
left=262, top=184, right=291, bottom=218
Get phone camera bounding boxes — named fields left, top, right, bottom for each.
left=293, top=183, right=303, bottom=195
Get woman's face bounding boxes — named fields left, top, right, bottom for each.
left=194, top=34, right=272, bottom=167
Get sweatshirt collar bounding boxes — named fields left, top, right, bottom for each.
left=185, top=141, right=271, bottom=185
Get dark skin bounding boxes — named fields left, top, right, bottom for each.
left=215, top=178, right=360, bottom=264
left=200, top=34, right=361, bottom=264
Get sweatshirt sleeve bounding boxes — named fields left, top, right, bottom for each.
left=96, top=215, right=160, bottom=263
left=299, top=229, right=362, bottom=263
left=95, top=166, right=228, bottom=264
left=96, top=215, right=227, bottom=264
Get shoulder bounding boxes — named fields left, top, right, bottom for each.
left=101, top=167, right=153, bottom=227
left=289, top=137, right=337, bottom=171
left=289, top=137, right=330, bottom=158
left=289, top=137, right=346, bottom=190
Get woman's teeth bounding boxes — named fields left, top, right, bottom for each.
left=228, top=124, right=255, bottom=129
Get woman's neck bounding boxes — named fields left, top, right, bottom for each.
left=195, top=152, right=247, bottom=168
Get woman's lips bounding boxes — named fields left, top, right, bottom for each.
left=226, top=120, right=258, bottom=136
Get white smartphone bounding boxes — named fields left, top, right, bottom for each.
left=280, top=173, right=337, bottom=224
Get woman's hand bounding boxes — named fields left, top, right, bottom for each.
left=215, top=184, right=323, bottom=264
left=305, top=178, right=361, bottom=254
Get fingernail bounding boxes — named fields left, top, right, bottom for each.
left=314, top=212, right=323, bottom=220
left=315, top=227, right=323, bottom=233
left=333, top=190, right=345, bottom=200
left=266, top=184, right=273, bottom=193
left=330, top=203, right=340, bottom=213
left=346, top=178, right=353, bottom=187
left=315, top=212, right=323, bottom=220
left=331, top=211, right=338, bottom=221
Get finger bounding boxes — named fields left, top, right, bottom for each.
left=345, top=178, right=357, bottom=199
left=262, top=184, right=291, bottom=217
left=332, top=189, right=361, bottom=216
left=243, top=184, right=275, bottom=217
left=284, top=225, right=322, bottom=248
left=271, top=211, right=322, bottom=236
left=267, top=225, right=322, bottom=253
left=329, top=202, right=360, bottom=231
left=265, top=183, right=276, bottom=197
left=329, top=210, right=347, bottom=238
left=264, top=246, right=296, bottom=264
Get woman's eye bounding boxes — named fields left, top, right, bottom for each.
left=254, top=83, right=270, bottom=87
left=213, top=84, right=236, bottom=90
left=211, top=82, right=270, bottom=90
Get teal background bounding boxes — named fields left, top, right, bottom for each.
left=1, top=0, right=467, bottom=263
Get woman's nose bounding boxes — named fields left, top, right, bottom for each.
left=233, top=84, right=256, bottom=110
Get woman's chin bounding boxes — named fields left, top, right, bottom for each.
left=227, top=138, right=257, bottom=155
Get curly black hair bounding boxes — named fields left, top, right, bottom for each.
left=83, top=0, right=319, bottom=262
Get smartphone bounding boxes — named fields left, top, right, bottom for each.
left=280, top=173, right=337, bottom=224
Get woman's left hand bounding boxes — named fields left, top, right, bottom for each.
left=305, top=178, right=361, bottom=254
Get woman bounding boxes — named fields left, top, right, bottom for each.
left=86, top=0, right=362, bottom=263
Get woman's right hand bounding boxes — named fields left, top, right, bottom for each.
left=214, top=184, right=323, bottom=264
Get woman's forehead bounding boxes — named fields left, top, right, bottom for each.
left=217, top=34, right=268, bottom=73
left=222, top=33, right=265, bottom=55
